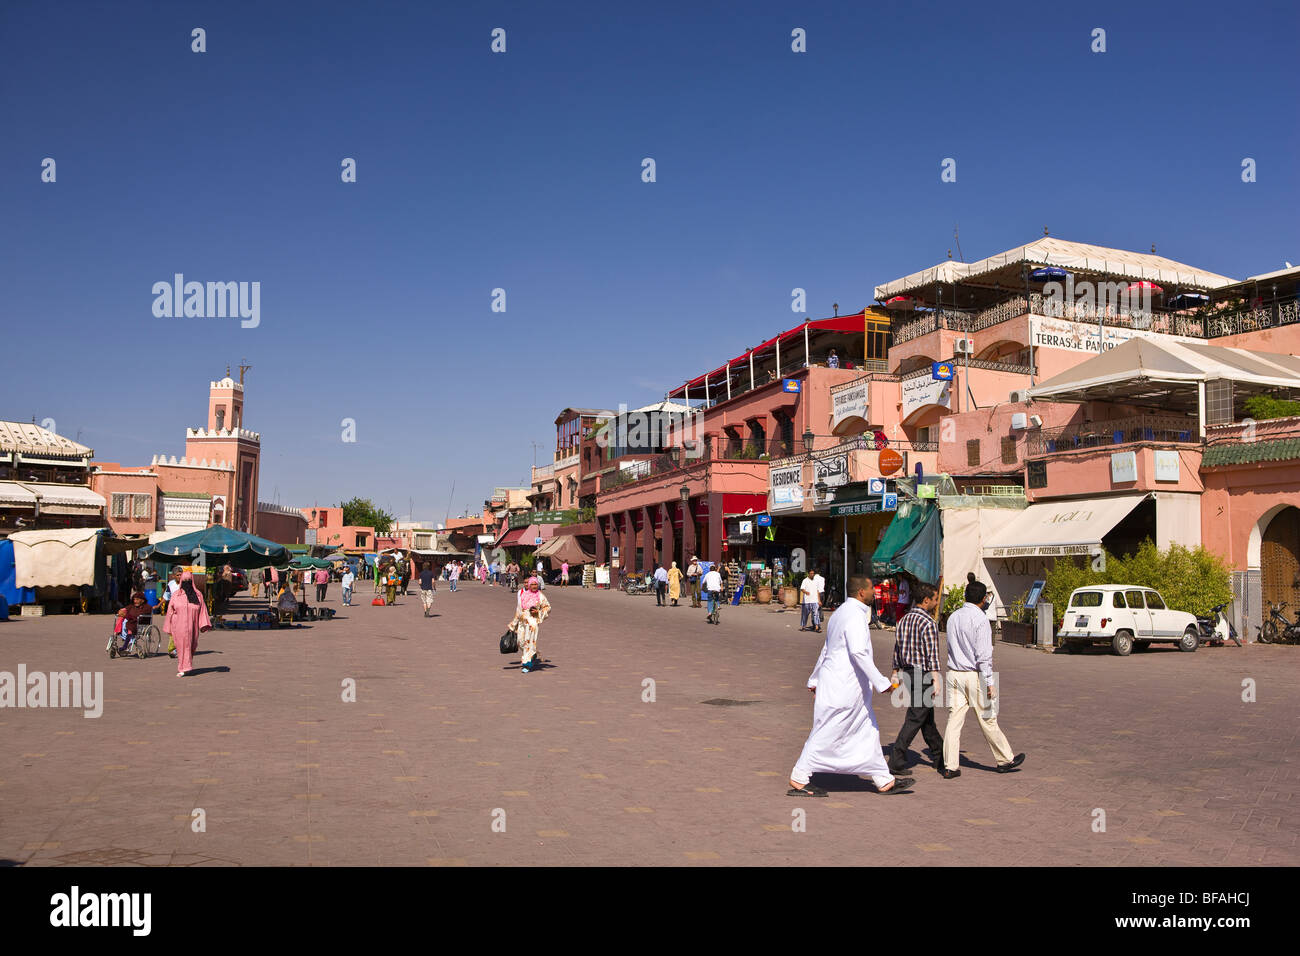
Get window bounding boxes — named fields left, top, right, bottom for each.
left=1001, top=436, right=1018, bottom=465
left=356, top=533, right=368, bottom=548
left=1112, top=592, right=1126, bottom=608
left=915, top=426, right=932, bottom=445
left=1144, top=591, right=1166, bottom=610
left=215, top=407, right=225, bottom=430
left=1027, top=460, right=1047, bottom=489
left=966, top=440, right=981, bottom=467
left=1125, top=590, right=1145, bottom=609
left=1070, top=591, right=1104, bottom=607
left=111, top=493, right=151, bottom=519
left=320, top=512, right=328, bottom=527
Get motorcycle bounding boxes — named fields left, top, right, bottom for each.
left=1258, top=602, right=1300, bottom=645
left=1195, top=602, right=1241, bottom=647
left=621, top=572, right=651, bottom=595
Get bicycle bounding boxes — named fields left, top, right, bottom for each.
left=1258, top=602, right=1300, bottom=644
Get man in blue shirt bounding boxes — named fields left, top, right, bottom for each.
left=653, top=564, right=669, bottom=606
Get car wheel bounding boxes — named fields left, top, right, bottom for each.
left=1178, top=627, right=1199, bottom=652
left=1112, top=630, right=1134, bottom=656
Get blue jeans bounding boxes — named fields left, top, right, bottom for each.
left=800, top=603, right=821, bottom=629
left=706, top=591, right=720, bottom=619
left=342, top=587, right=352, bottom=606
left=450, top=579, right=457, bottom=591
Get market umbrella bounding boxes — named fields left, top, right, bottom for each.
left=884, top=295, right=917, bottom=310
left=289, top=556, right=333, bottom=570
left=1029, top=267, right=1069, bottom=281
left=138, top=526, right=290, bottom=570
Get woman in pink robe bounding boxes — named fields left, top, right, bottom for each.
left=165, top=570, right=212, bottom=677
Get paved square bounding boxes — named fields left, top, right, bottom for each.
left=1, top=582, right=1295, bottom=866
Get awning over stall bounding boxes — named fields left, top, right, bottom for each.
left=983, top=493, right=1151, bottom=558
left=872, top=500, right=938, bottom=578
left=8, top=528, right=101, bottom=588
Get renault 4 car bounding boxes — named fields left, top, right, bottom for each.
left=1057, top=585, right=1199, bottom=656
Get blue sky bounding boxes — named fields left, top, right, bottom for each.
left=2, top=0, right=1296, bottom=522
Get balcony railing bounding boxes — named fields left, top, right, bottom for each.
left=1026, top=415, right=1199, bottom=457
left=900, top=358, right=1034, bottom=381
left=892, top=291, right=1300, bottom=344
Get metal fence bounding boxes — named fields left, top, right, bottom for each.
left=1026, top=415, right=1198, bottom=457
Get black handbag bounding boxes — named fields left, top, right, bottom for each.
left=499, top=629, right=518, bottom=654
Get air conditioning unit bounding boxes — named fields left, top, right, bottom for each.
left=1011, top=412, right=1028, bottom=430
left=1009, top=389, right=1031, bottom=403
left=953, top=338, right=975, bottom=355
left=1029, top=414, right=1043, bottom=428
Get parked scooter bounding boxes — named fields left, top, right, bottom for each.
left=1196, top=602, right=1242, bottom=647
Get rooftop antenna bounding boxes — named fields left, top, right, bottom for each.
left=832, top=303, right=839, bottom=316
left=953, top=224, right=964, bottom=261
left=238, top=359, right=252, bottom=385
left=444, top=480, right=456, bottom=525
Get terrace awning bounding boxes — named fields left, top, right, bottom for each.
left=671, top=314, right=869, bottom=398
left=983, top=494, right=1151, bottom=558
left=1027, top=337, right=1300, bottom=412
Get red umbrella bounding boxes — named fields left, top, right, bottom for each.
left=884, top=295, right=917, bottom=310
left=1126, top=281, right=1163, bottom=294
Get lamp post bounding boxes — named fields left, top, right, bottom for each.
left=679, top=483, right=690, bottom=570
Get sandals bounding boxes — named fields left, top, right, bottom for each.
left=786, top=784, right=828, bottom=798
left=876, top=776, right=915, bottom=794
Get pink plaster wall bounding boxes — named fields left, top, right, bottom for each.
left=937, top=402, right=1085, bottom=475
left=257, top=511, right=306, bottom=544
left=1209, top=325, right=1300, bottom=354
left=90, top=468, right=159, bottom=536
left=1028, top=445, right=1204, bottom=502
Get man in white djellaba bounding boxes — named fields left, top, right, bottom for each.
left=787, top=576, right=915, bottom=797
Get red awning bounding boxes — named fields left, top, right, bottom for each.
left=672, top=314, right=868, bottom=398
left=721, top=493, right=769, bottom=517
left=498, top=525, right=541, bottom=548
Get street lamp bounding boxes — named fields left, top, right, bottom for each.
left=802, top=429, right=815, bottom=456
left=679, top=483, right=690, bottom=569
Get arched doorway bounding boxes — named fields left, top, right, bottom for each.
left=1261, top=506, right=1300, bottom=613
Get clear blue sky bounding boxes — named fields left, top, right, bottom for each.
left=3, top=0, right=1296, bottom=523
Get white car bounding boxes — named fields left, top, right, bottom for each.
left=1057, top=585, right=1200, bottom=656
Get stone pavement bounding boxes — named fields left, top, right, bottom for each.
left=0, top=580, right=1295, bottom=866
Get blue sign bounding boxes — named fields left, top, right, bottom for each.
left=782, top=379, right=801, bottom=393
left=534, top=536, right=543, bottom=546
left=756, top=514, right=773, bottom=527
left=868, top=478, right=885, bottom=495
left=884, top=493, right=898, bottom=510
left=932, top=362, right=955, bottom=381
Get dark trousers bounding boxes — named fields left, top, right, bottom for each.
left=890, top=666, right=944, bottom=771
left=656, top=581, right=666, bottom=605
left=316, top=583, right=327, bottom=601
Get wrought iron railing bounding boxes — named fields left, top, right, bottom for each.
left=892, top=309, right=973, bottom=344
left=1026, top=415, right=1199, bottom=457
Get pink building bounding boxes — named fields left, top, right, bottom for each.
left=301, top=505, right=374, bottom=551
left=90, top=373, right=263, bottom=540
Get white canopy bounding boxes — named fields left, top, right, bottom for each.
left=1027, top=337, right=1300, bottom=410
left=875, top=237, right=1236, bottom=300
left=984, top=494, right=1152, bottom=558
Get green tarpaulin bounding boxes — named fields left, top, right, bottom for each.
left=871, top=500, right=942, bottom=584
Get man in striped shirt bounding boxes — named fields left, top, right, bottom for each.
left=887, top=581, right=945, bottom=775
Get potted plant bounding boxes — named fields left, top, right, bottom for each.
left=756, top=567, right=773, bottom=604
left=782, top=572, right=804, bottom=608
left=999, top=591, right=1034, bottom=646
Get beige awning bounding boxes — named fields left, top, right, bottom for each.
left=0, top=481, right=39, bottom=506
left=7, top=527, right=102, bottom=588
left=22, top=482, right=106, bottom=515
left=984, top=494, right=1151, bottom=558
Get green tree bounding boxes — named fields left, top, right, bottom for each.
left=338, top=497, right=394, bottom=534
left=1243, top=394, right=1300, bottom=420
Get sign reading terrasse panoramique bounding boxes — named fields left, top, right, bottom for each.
left=1029, top=316, right=1201, bottom=354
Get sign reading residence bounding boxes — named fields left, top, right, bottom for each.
left=1111, top=450, right=1138, bottom=483
left=1154, top=449, right=1181, bottom=481
left=831, top=382, right=869, bottom=432
left=769, top=463, right=804, bottom=511
left=1029, top=316, right=1202, bottom=355
left=901, top=375, right=951, bottom=419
